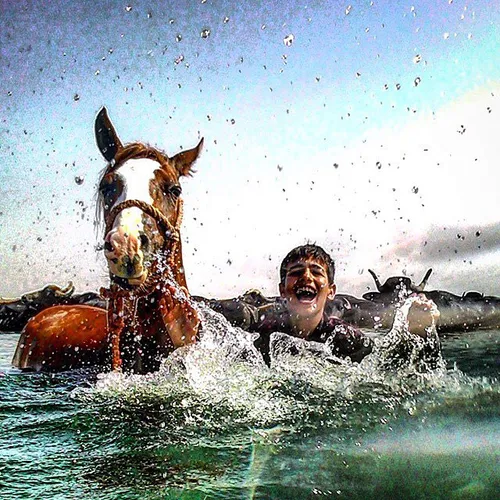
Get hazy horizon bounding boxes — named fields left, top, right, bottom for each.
left=1, top=0, right=499, bottom=300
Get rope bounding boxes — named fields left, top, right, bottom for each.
left=105, top=198, right=182, bottom=241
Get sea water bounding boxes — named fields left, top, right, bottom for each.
left=0, top=302, right=498, bottom=499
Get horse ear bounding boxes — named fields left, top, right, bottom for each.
left=171, top=138, right=204, bottom=176
left=95, top=107, right=123, bottom=162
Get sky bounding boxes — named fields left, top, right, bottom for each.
left=1, top=0, right=499, bottom=300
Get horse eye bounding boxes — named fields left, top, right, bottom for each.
left=100, top=182, right=114, bottom=196
left=170, top=185, right=182, bottom=197
left=100, top=182, right=118, bottom=205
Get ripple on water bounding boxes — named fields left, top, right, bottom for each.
left=1, top=302, right=499, bottom=498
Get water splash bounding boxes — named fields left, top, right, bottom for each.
left=79, top=296, right=466, bottom=436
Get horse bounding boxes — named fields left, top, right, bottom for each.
left=12, top=107, right=203, bottom=373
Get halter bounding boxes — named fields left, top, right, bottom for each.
left=100, top=197, right=184, bottom=371
left=104, top=198, right=183, bottom=243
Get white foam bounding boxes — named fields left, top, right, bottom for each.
left=79, top=299, right=495, bottom=430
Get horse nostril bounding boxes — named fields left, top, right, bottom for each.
left=139, top=234, right=149, bottom=251
left=104, top=241, right=113, bottom=252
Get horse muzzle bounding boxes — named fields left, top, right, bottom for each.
left=104, top=226, right=148, bottom=282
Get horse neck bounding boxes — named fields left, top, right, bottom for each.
left=168, top=237, right=188, bottom=291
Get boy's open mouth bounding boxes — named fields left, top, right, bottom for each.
left=294, top=285, right=317, bottom=303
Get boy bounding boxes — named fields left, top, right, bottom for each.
left=211, top=244, right=439, bottom=366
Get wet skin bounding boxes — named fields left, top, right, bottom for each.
left=279, top=258, right=336, bottom=337
left=407, top=294, right=441, bottom=338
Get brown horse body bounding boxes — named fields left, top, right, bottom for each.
left=12, top=108, right=203, bottom=373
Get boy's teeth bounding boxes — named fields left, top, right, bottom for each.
left=295, top=286, right=316, bottom=299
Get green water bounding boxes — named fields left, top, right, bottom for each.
left=0, top=325, right=498, bottom=499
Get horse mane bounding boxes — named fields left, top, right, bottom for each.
left=113, top=143, right=171, bottom=168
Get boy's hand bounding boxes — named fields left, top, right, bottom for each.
left=407, top=294, right=440, bottom=338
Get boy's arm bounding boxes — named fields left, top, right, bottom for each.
left=406, top=294, right=440, bottom=337
left=325, top=320, right=373, bottom=362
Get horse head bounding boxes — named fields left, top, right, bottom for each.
left=11, top=108, right=204, bottom=373
left=95, top=107, right=203, bottom=290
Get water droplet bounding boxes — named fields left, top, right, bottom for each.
left=169, top=18, right=175, bottom=24
left=414, top=77, right=421, bottom=87
left=73, top=94, right=80, bottom=101
left=283, top=34, right=294, bottom=47
left=395, top=83, right=401, bottom=90
left=200, top=28, right=211, bottom=39
left=413, top=54, right=422, bottom=63
left=412, top=186, right=419, bottom=194
left=7, top=91, right=12, bottom=96
left=94, top=70, right=100, bottom=76
left=75, top=176, right=84, bottom=185
left=345, top=5, right=352, bottom=15
left=356, top=71, right=361, bottom=78
left=125, top=5, right=132, bottom=12
left=443, top=32, right=450, bottom=39
left=176, top=34, right=182, bottom=42
left=376, top=161, right=382, bottom=169
left=223, top=16, right=230, bottom=24
left=174, top=54, right=184, bottom=65
left=230, top=118, right=235, bottom=125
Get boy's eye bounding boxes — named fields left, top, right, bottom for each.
left=312, top=268, right=326, bottom=276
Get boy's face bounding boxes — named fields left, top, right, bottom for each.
left=279, top=257, right=336, bottom=319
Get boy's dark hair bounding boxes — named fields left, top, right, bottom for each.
left=279, top=244, right=335, bottom=284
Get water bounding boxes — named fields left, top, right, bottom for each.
left=0, top=305, right=498, bottom=499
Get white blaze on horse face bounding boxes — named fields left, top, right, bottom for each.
left=111, top=158, right=159, bottom=232
left=104, top=158, right=160, bottom=280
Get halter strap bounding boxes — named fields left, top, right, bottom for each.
left=105, top=198, right=183, bottom=241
